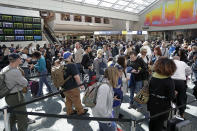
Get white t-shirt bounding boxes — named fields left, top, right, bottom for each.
left=21, top=54, right=28, bottom=67
left=29, top=47, right=33, bottom=54
left=171, top=60, right=191, bottom=80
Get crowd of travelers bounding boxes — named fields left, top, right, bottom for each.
left=1, top=38, right=197, bottom=131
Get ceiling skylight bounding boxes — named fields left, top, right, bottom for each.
left=60, top=0, right=158, bottom=14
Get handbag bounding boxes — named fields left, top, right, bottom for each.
left=134, top=80, right=149, bottom=104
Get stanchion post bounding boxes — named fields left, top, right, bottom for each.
left=3, top=107, right=11, bottom=131
left=130, top=120, right=136, bottom=131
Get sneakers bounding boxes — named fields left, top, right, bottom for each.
left=128, top=104, right=137, bottom=109
left=27, top=118, right=36, bottom=124
left=118, top=113, right=124, bottom=119
left=68, top=110, right=77, bottom=116
left=136, top=107, right=143, bottom=112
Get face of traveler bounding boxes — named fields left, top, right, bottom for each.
left=16, top=57, right=22, bottom=66
left=154, top=49, right=158, bottom=55
left=130, top=54, right=137, bottom=61
left=75, top=43, right=80, bottom=49
left=87, top=47, right=92, bottom=53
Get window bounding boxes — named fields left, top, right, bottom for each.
left=61, top=14, right=70, bottom=21
left=0, top=22, right=2, bottom=28
left=104, top=18, right=110, bottom=24
left=74, top=15, right=82, bottom=22
left=85, top=16, right=92, bottom=23
left=95, top=17, right=101, bottom=23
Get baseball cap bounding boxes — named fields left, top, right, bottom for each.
left=63, top=51, right=72, bottom=60
left=8, top=53, right=20, bottom=61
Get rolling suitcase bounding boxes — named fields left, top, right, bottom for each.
left=167, top=117, right=183, bottom=131
left=175, top=120, right=192, bottom=131
left=29, top=81, right=39, bottom=97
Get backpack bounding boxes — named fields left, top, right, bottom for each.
left=51, top=64, right=72, bottom=88
left=0, top=68, right=12, bottom=98
left=82, top=82, right=104, bottom=108
left=98, top=58, right=107, bottom=75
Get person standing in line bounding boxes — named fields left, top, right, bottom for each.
left=160, top=42, right=169, bottom=58
left=81, top=45, right=93, bottom=74
left=20, top=47, right=31, bottom=77
left=93, top=49, right=107, bottom=80
left=30, top=51, right=53, bottom=97
left=172, top=56, right=192, bottom=118
left=127, top=51, right=149, bottom=110
left=92, top=67, right=120, bottom=131
left=148, top=57, right=176, bottom=131
left=3, top=53, right=28, bottom=131
left=62, top=51, right=88, bottom=115
left=74, top=42, right=84, bottom=73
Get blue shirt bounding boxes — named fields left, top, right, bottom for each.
left=34, top=56, right=47, bottom=72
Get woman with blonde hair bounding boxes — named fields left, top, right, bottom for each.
left=92, top=67, right=120, bottom=131
left=93, top=49, right=107, bottom=80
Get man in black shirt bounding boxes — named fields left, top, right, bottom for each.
left=128, top=51, right=149, bottom=109
left=62, top=51, right=88, bottom=116
left=81, top=45, right=93, bottom=72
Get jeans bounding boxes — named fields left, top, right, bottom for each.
left=130, top=81, right=143, bottom=107
left=37, top=70, right=52, bottom=96
left=98, top=122, right=116, bottom=131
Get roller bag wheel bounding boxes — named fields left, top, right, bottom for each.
left=29, top=81, right=39, bottom=97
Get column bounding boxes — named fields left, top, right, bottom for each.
left=70, top=14, right=74, bottom=21
left=92, top=17, right=95, bottom=23
left=82, top=15, right=85, bottom=22
left=126, top=21, right=132, bottom=42
left=101, top=17, right=104, bottom=24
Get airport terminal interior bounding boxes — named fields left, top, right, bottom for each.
left=0, top=0, right=197, bottom=131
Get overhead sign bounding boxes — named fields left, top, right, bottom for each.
left=94, top=31, right=148, bottom=35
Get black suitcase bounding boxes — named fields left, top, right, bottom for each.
left=167, top=117, right=184, bottom=131
left=175, top=120, right=192, bottom=131
left=29, top=81, right=39, bottom=97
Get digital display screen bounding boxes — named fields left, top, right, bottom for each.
left=0, top=14, right=42, bottom=41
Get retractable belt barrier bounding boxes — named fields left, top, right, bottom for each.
left=0, top=73, right=197, bottom=131
left=0, top=73, right=134, bottom=130
left=136, top=99, right=197, bottom=124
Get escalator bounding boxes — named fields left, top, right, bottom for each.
left=43, top=24, right=61, bottom=45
